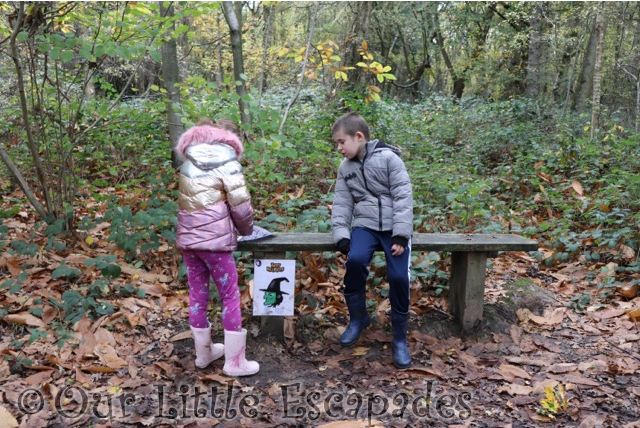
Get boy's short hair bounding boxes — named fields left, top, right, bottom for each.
left=332, top=112, right=370, bottom=141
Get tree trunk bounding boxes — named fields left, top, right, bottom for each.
left=344, top=2, right=374, bottom=85
left=279, top=5, right=315, bottom=134
left=222, top=1, right=250, bottom=126
left=83, top=62, right=96, bottom=100
left=525, top=3, right=545, bottom=98
left=636, top=78, right=640, bottom=134
left=0, top=145, right=47, bottom=219
left=8, top=3, right=53, bottom=217
left=159, top=2, right=184, bottom=169
left=560, top=10, right=589, bottom=114
left=258, top=4, right=273, bottom=105
left=590, top=4, right=606, bottom=139
left=573, top=13, right=599, bottom=110
left=432, top=10, right=464, bottom=99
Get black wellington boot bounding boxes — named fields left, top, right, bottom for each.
left=391, top=308, right=412, bottom=369
left=340, top=290, right=371, bottom=347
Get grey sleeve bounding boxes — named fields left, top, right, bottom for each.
left=388, top=154, right=413, bottom=240
left=331, top=166, right=354, bottom=244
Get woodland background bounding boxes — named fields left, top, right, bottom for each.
left=0, top=2, right=640, bottom=427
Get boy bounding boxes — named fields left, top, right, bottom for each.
left=331, top=112, right=413, bottom=369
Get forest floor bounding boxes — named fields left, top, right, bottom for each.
left=2, top=247, right=640, bottom=428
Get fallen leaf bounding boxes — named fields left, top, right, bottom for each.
left=572, top=180, right=584, bottom=196
left=24, top=370, right=53, bottom=387
left=527, top=409, right=555, bottom=422
left=499, top=364, right=532, bottom=381
left=517, top=308, right=564, bottom=326
left=80, top=366, right=117, bottom=373
left=404, top=367, right=445, bottom=379
left=547, top=363, right=578, bottom=374
left=628, top=308, right=640, bottom=321
left=509, top=325, right=522, bottom=345
left=119, top=264, right=172, bottom=283
left=352, top=347, right=369, bottom=357
left=139, top=282, right=167, bottom=296
left=0, top=405, right=19, bottom=428
left=531, top=379, right=560, bottom=395
left=578, top=415, right=607, bottom=428
left=617, top=283, right=638, bottom=298
left=620, top=245, right=636, bottom=260
left=2, top=312, right=44, bottom=328
left=93, top=343, right=128, bottom=369
left=561, top=375, right=599, bottom=386
left=170, top=330, right=192, bottom=342
left=6, top=258, right=22, bottom=276
left=593, top=307, right=627, bottom=319
left=497, top=383, right=533, bottom=396
left=505, top=356, right=548, bottom=367
left=200, top=373, right=242, bottom=387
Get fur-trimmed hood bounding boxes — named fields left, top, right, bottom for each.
left=175, top=125, right=244, bottom=157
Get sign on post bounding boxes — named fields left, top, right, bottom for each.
left=253, top=259, right=295, bottom=316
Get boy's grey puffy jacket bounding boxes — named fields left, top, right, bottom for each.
left=332, top=140, right=413, bottom=245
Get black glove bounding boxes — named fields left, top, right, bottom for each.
left=336, top=238, right=350, bottom=255
left=392, top=236, right=408, bottom=249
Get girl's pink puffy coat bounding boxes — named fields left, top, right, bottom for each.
left=175, top=125, right=253, bottom=252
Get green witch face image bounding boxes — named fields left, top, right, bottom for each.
left=260, top=277, right=289, bottom=308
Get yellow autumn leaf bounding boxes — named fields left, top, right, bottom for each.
left=85, top=236, right=94, bottom=245
left=352, top=347, right=369, bottom=356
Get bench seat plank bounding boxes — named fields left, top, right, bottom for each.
left=239, top=232, right=538, bottom=252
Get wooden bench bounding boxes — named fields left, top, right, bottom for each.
left=238, top=232, right=537, bottom=338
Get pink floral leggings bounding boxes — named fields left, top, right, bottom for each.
left=183, top=250, right=242, bottom=331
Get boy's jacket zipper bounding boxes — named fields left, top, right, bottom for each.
left=358, top=145, right=383, bottom=231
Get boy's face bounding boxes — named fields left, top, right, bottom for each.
left=333, top=129, right=366, bottom=160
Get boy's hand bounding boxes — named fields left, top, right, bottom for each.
left=391, top=244, right=405, bottom=256
left=336, top=238, right=350, bottom=255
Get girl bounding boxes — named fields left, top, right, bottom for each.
left=175, top=118, right=259, bottom=376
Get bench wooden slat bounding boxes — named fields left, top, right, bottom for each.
left=238, top=232, right=538, bottom=252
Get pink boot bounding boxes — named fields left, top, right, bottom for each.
left=191, top=324, right=224, bottom=369
left=222, top=329, right=259, bottom=376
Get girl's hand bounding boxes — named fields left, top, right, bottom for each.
left=391, top=244, right=405, bottom=256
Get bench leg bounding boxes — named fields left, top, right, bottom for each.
left=253, top=251, right=287, bottom=343
left=448, top=251, right=488, bottom=331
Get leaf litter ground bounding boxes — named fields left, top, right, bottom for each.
left=1, top=184, right=640, bottom=427
left=2, top=248, right=640, bottom=427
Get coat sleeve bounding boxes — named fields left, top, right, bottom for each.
left=331, top=164, right=354, bottom=244
left=222, top=171, right=254, bottom=236
left=388, top=154, right=413, bottom=240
